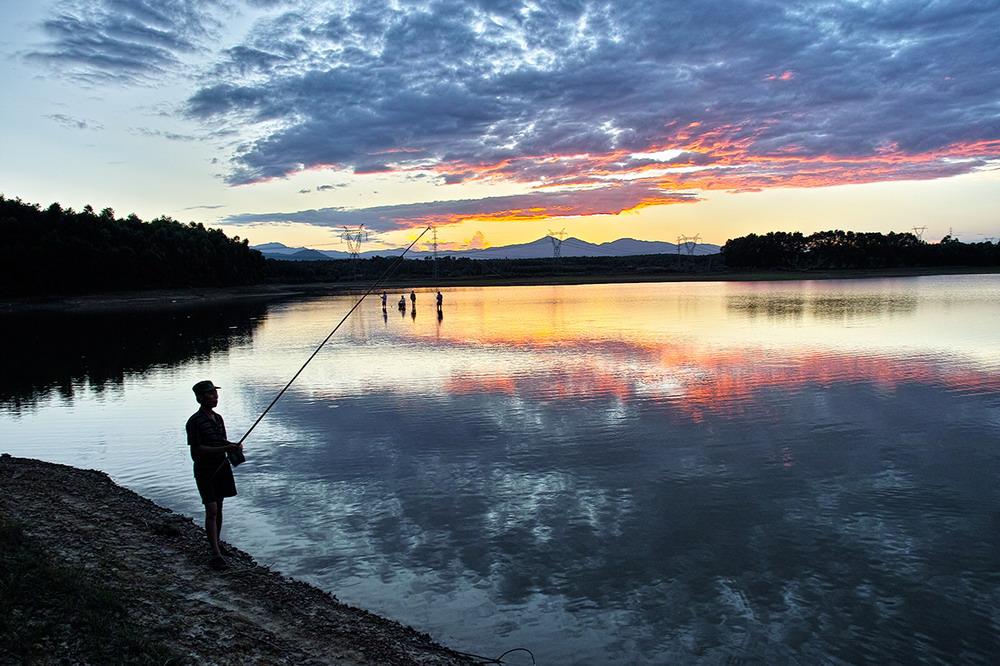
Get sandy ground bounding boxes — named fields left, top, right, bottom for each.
left=0, top=455, right=475, bottom=665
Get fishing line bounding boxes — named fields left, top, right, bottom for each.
left=237, top=226, right=431, bottom=446
left=451, top=647, right=536, bottom=664
left=232, top=226, right=538, bottom=663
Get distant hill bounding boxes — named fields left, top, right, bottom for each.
left=285, top=248, right=333, bottom=261
left=254, top=235, right=720, bottom=261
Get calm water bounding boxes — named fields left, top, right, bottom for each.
left=2, top=276, right=999, bottom=664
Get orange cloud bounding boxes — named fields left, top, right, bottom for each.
left=413, top=131, right=999, bottom=221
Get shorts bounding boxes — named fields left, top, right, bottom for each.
left=193, top=460, right=237, bottom=505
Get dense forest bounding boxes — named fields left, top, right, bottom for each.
left=721, top=230, right=1000, bottom=269
left=265, top=230, right=999, bottom=283
left=264, top=252, right=717, bottom=283
left=0, top=196, right=264, bottom=296
left=2, top=195, right=997, bottom=298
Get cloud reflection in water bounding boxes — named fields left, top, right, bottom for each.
left=3, top=278, right=998, bottom=662
left=230, top=278, right=1000, bottom=662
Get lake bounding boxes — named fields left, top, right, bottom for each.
left=2, top=275, right=999, bottom=664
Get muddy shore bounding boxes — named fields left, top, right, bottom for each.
left=0, top=455, right=475, bottom=665
left=1, top=266, right=995, bottom=314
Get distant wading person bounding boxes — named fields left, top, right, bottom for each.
left=186, top=380, right=243, bottom=570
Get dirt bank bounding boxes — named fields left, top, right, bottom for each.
left=0, top=455, right=474, bottom=665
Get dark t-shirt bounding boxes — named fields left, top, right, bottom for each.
left=186, top=409, right=228, bottom=466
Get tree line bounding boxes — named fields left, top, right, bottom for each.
left=0, top=196, right=265, bottom=296
left=263, top=252, right=718, bottom=284
left=721, top=230, right=999, bottom=269
left=3, top=194, right=997, bottom=298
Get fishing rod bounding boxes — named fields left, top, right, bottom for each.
left=236, top=226, right=431, bottom=447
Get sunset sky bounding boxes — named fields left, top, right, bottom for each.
left=2, top=0, right=998, bottom=252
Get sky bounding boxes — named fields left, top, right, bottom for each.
left=1, top=0, right=998, bottom=252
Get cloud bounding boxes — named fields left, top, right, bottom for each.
left=181, top=203, right=225, bottom=210
left=223, top=181, right=698, bottom=231
left=26, top=0, right=224, bottom=83
left=182, top=0, right=1000, bottom=196
left=46, top=113, right=104, bottom=130
left=29, top=1, right=1000, bottom=225
left=466, top=231, right=488, bottom=250
left=129, top=126, right=197, bottom=141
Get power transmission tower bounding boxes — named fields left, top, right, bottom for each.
left=341, top=225, right=369, bottom=278
left=549, top=228, right=566, bottom=259
left=676, top=234, right=701, bottom=255
left=912, top=226, right=927, bottom=241
left=432, top=226, right=439, bottom=279
left=676, top=234, right=702, bottom=271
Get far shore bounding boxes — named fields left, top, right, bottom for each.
left=2, top=266, right=997, bottom=314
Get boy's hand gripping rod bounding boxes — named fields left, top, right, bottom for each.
left=236, top=226, right=431, bottom=447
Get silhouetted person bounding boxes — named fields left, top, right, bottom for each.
left=381, top=292, right=387, bottom=309
left=410, top=290, right=417, bottom=307
left=186, top=380, right=243, bottom=570
left=398, top=295, right=406, bottom=311
left=436, top=290, right=443, bottom=311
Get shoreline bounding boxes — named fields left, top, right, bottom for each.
left=0, top=454, right=473, bottom=664
left=1, top=266, right=997, bottom=314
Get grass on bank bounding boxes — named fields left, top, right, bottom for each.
left=0, top=517, right=184, bottom=665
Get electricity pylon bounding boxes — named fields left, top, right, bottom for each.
left=676, top=234, right=701, bottom=255
left=432, top=226, right=439, bottom=279
left=549, top=228, right=566, bottom=259
left=341, top=225, right=369, bottom=278
left=912, top=226, right=927, bottom=241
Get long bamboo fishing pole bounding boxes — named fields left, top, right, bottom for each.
left=236, top=226, right=431, bottom=447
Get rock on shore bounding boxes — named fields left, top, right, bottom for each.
left=0, top=454, right=473, bottom=665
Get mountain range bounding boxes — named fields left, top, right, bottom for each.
left=254, top=236, right=720, bottom=261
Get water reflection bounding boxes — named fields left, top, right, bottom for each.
left=252, top=372, right=999, bottom=662
left=2, top=276, right=999, bottom=663
left=0, top=303, right=268, bottom=413
left=727, top=293, right=918, bottom=320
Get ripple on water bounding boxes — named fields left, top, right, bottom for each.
left=2, top=277, right=1000, bottom=663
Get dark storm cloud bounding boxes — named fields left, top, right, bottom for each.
left=26, top=0, right=224, bottom=82
left=180, top=0, right=999, bottom=187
